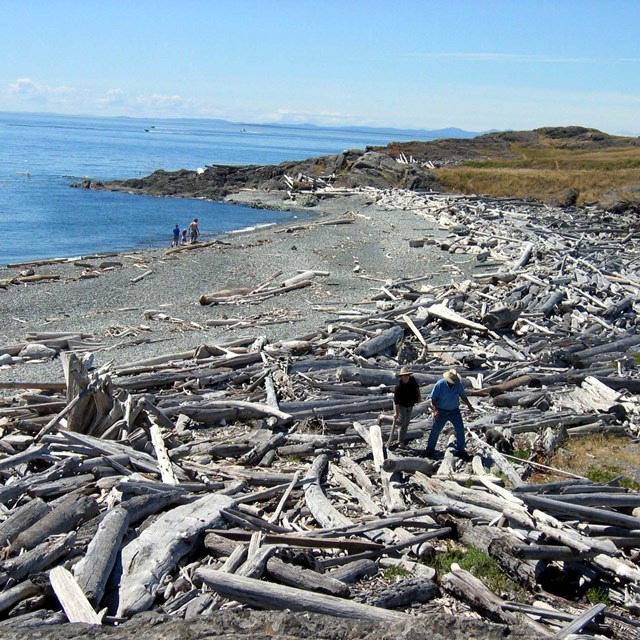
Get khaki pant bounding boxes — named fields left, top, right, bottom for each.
left=395, top=404, right=413, bottom=443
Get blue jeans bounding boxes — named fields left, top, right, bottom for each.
left=426, top=408, right=465, bottom=455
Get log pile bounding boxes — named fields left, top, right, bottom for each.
left=0, top=188, right=640, bottom=637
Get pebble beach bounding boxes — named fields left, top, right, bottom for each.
left=0, top=190, right=474, bottom=388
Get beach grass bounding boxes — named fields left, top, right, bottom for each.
left=433, top=145, right=640, bottom=204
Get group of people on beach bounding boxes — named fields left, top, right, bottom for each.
left=391, top=366, right=475, bottom=459
left=171, top=218, right=200, bottom=247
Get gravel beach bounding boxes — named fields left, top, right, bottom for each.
left=0, top=189, right=475, bottom=388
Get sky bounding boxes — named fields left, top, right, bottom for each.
left=1, top=0, right=639, bottom=135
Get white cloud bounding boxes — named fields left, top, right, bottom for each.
left=257, top=108, right=363, bottom=127
left=93, top=89, right=201, bottom=116
left=97, top=88, right=127, bottom=106
left=9, top=77, right=75, bottom=100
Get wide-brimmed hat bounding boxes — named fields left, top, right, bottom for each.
left=397, top=366, right=413, bottom=376
left=443, top=368, right=461, bottom=384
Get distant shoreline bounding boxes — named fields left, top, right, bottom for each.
left=1, top=195, right=317, bottom=270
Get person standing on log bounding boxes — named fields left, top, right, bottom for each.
left=189, top=218, right=200, bottom=243
left=426, top=368, right=474, bottom=458
left=392, top=366, right=421, bottom=447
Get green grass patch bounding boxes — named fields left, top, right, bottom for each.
left=382, top=565, right=411, bottom=581
left=511, top=447, right=531, bottom=461
left=586, top=464, right=640, bottom=491
left=586, top=586, right=610, bottom=605
left=436, top=543, right=519, bottom=595
left=585, top=464, right=620, bottom=484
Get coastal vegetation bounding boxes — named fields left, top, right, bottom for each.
left=549, top=434, right=640, bottom=490
left=436, top=543, right=522, bottom=597
left=433, top=145, right=640, bottom=205
left=377, top=126, right=640, bottom=209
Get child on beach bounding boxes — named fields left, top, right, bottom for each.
left=181, top=229, right=187, bottom=245
left=171, top=224, right=180, bottom=247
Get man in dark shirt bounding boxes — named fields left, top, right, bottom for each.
left=392, top=366, right=421, bottom=447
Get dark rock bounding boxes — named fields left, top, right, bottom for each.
left=550, top=188, right=578, bottom=207
left=0, top=610, right=543, bottom=640
left=600, top=186, right=640, bottom=213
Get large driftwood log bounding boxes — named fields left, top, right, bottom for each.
left=195, top=569, right=411, bottom=623
left=328, top=559, right=379, bottom=584
left=0, top=532, right=77, bottom=587
left=0, top=580, right=42, bottom=616
left=266, top=557, right=350, bottom=597
left=239, top=433, right=287, bottom=466
left=165, top=399, right=293, bottom=426
left=73, top=506, right=130, bottom=605
left=369, top=576, right=438, bottom=609
left=0, top=457, right=79, bottom=506
left=427, top=303, right=488, bottom=333
left=382, top=456, right=435, bottom=475
left=116, top=493, right=234, bottom=617
left=354, top=325, right=404, bottom=358
left=441, top=564, right=551, bottom=635
left=520, top=493, right=640, bottom=530
left=9, top=494, right=99, bottom=554
left=236, top=545, right=276, bottom=579
left=552, top=603, right=608, bottom=639
left=337, top=365, right=441, bottom=387
left=0, top=498, right=52, bottom=546
left=481, top=305, right=522, bottom=331
left=304, top=455, right=353, bottom=529
left=207, top=530, right=382, bottom=553
left=455, top=519, right=541, bottom=590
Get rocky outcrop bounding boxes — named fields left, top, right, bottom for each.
left=77, top=148, right=438, bottom=201
left=77, top=126, right=640, bottom=213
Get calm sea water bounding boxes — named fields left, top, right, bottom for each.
left=0, top=112, right=434, bottom=267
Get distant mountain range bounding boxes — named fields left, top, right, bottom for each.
left=314, top=124, right=492, bottom=139
left=120, top=114, right=489, bottom=140
left=235, top=121, right=491, bottom=140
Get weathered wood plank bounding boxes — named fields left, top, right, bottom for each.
left=49, top=566, right=102, bottom=625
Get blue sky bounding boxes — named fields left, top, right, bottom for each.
left=1, top=0, right=639, bottom=134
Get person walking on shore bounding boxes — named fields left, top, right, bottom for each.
left=189, top=218, right=199, bottom=243
left=391, top=366, right=421, bottom=447
left=426, top=369, right=474, bottom=459
left=171, top=224, right=180, bottom=247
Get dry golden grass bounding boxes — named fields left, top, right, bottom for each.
left=537, top=434, right=640, bottom=488
left=433, top=145, right=640, bottom=205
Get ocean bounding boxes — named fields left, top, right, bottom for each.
left=0, top=112, right=435, bottom=267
